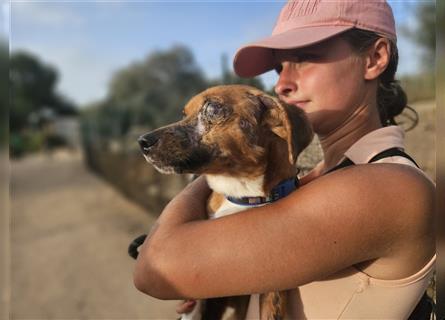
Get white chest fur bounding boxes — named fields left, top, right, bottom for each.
left=181, top=175, right=265, bottom=320
left=206, top=174, right=265, bottom=198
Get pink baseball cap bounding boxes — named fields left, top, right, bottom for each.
left=233, top=0, right=396, bottom=78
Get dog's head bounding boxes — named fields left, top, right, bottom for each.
left=138, top=85, right=313, bottom=177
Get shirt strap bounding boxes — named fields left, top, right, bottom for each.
left=368, top=147, right=420, bottom=168
left=324, top=147, right=419, bottom=175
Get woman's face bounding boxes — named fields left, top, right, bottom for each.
left=273, top=36, right=372, bottom=135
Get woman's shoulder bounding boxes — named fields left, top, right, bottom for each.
left=321, top=162, right=435, bottom=218
left=328, top=163, right=434, bottom=235
left=299, top=162, right=435, bottom=279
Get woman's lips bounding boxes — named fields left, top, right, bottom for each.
left=291, top=101, right=310, bottom=108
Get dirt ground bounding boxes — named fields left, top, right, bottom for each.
left=11, top=150, right=179, bottom=319
left=10, top=100, right=435, bottom=319
left=402, top=100, right=436, bottom=179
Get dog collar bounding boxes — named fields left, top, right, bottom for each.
left=226, top=177, right=299, bottom=206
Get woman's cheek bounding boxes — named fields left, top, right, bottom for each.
left=305, top=82, right=357, bottom=134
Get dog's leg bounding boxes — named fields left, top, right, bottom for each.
left=259, top=291, right=287, bottom=320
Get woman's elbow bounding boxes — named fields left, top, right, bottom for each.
left=133, top=259, right=154, bottom=296
left=132, top=246, right=183, bottom=300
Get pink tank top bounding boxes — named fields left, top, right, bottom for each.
left=245, top=126, right=436, bottom=319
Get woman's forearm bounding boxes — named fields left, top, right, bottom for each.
left=156, top=176, right=211, bottom=228
left=133, top=176, right=211, bottom=298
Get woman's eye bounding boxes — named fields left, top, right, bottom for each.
left=274, top=65, right=283, bottom=75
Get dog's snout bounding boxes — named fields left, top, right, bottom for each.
left=138, top=134, right=158, bottom=155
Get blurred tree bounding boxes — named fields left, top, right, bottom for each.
left=217, top=53, right=265, bottom=90
left=438, top=0, right=445, bottom=54
left=0, top=40, right=7, bottom=147
left=10, top=51, right=77, bottom=133
left=107, top=45, right=207, bottom=131
left=81, top=45, right=270, bottom=151
left=403, top=2, right=435, bottom=70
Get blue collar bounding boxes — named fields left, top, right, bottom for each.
left=226, top=177, right=299, bottom=206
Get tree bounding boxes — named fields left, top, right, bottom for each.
left=217, top=53, right=265, bottom=90
left=10, top=51, right=77, bottom=132
left=107, top=45, right=208, bottom=131
left=0, top=40, right=7, bottom=147
left=403, top=2, right=435, bottom=70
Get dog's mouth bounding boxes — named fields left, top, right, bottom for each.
left=144, top=150, right=213, bottom=174
left=142, top=155, right=177, bottom=174
left=139, top=121, right=213, bottom=174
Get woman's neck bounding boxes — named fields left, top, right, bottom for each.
left=318, top=103, right=382, bottom=171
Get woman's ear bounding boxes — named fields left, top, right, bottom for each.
left=364, top=38, right=391, bottom=81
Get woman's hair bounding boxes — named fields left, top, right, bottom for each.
left=339, top=28, right=418, bottom=128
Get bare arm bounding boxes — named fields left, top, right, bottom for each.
left=134, top=164, right=434, bottom=300
left=133, top=176, right=211, bottom=295
left=153, top=175, right=211, bottom=227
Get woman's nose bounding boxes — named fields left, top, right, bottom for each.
left=274, top=64, right=297, bottom=98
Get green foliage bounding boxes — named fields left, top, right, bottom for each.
left=397, top=3, right=436, bottom=102
left=213, top=53, right=265, bottom=90
left=80, top=44, right=267, bottom=168
left=10, top=50, right=78, bottom=133
left=403, top=2, right=435, bottom=71
left=414, top=3, right=435, bottom=58
left=438, top=0, right=445, bottom=77
left=0, top=39, right=7, bottom=148
left=9, top=130, right=45, bottom=158
left=107, top=45, right=207, bottom=131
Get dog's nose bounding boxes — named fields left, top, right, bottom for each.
left=138, top=134, right=158, bottom=155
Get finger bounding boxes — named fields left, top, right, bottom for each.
left=176, top=300, right=196, bottom=314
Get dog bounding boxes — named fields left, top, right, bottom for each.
left=138, top=84, right=313, bottom=320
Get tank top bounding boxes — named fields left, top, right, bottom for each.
left=245, top=125, right=436, bottom=319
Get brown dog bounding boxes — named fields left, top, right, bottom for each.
left=138, top=85, right=313, bottom=320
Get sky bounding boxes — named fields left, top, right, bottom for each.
left=8, top=0, right=431, bottom=107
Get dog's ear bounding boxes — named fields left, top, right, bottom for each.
left=258, top=94, right=313, bottom=165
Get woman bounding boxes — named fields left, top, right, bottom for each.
left=133, top=1, right=436, bottom=318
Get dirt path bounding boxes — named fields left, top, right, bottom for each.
left=11, top=150, right=179, bottom=319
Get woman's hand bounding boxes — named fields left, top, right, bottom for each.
left=176, top=299, right=196, bottom=314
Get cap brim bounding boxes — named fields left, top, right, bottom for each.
left=233, top=25, right=354, bottom=78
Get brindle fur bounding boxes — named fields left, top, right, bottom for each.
left=139, top=85, right=313, bottom=320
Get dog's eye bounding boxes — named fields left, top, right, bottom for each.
left=203, top=101, right=225, bottom=119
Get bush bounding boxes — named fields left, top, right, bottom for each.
left=10, top=130, right=45, bottom=158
